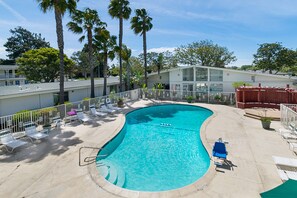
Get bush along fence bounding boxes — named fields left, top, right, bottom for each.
left=0, top=88, right=236, bottom=133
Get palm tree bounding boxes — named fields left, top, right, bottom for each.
left=108, top=0, right=132, bottom=92
left=94, top=28, right=117, bottom=96
left=121, top=44, right=132, bottom=90
left=36, top=0, right=78, bottom=104
left=131, top=8, right=153, bottom=87
left=67, top=8, right=106, bottom=98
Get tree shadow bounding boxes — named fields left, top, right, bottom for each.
left=0, top=128, right=83, bottom=163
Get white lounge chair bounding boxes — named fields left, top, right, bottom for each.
left=25, top=126, right=48, bottom=142
left=279, top=123, right=296, bottom=136
left=277, top=169, right=297, bottom=181
left=77, top=111, right=92, bottom=123
left=105, top=98, right=122, bottom=111
left=98, top=104, right=116, bottom=114
left=90, top=107, right=107, bottom=117
left=273, top=156, right=297, bottom=168
left=0, top=131, right=28, bottom=152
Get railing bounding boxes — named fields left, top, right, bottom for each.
left=141, top=89, right=236, bottom=105
left=0, top=88, right=236, bottom=133
left=0, top=89, right=140, bottom=133
left=280, top=104, right=297, bottom=127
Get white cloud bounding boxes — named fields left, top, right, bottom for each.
left=64, top=48, right=81, bottom=58
left=0, top=46, right=7, bottom=59
left=148, top=47, right=176, bottom=53
left=0, top=0, right=27, bottom=22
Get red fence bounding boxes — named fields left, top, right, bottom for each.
left=236, top=86, right=297, bottom=109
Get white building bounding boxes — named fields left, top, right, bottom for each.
left=0, top=65, right=27, bottom=86
left=147, top=65, right=297, bottom=93
left=0, top=77, right=119, bottom=116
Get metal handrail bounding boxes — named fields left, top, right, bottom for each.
left=79, top=146, right=105, bottom=166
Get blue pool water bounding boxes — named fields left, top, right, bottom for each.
left=97, top=104, right=213, bottom=191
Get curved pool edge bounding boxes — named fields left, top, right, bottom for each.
left=88, top=102, right=218, bottom=198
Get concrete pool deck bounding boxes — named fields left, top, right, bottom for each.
left=0, top=100, right=296, bottom=198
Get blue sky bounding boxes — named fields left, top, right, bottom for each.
left=0, top=0, right=297, bottom=67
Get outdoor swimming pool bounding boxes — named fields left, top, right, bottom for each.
left=96, top=104, right=213, bottom=191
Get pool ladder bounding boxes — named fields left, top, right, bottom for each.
left=79, top=146, right=107, bottom=166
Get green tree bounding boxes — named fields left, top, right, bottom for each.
left=253, top=43, right=297, bottom=74
left=121, top=44, right=132, bottom=90
left=94, top=28, right=117, bottom=96
left=108, top=0, right=132, bottom=92
left=36, top=0, right=78, bottom=104
left=131, top=8, right=153, bottom=87
left=240, top=65, right=256, bottom=71
left=4, top=26, right=50, bottom=61
left=71, top=50, right=89, bottom=79
left=67, top=8, right=106, bottom=98
left=175, top=40, right=237, bottom=67
left=16, top=48, right=74, bottom=82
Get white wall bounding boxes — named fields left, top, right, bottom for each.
left=147, top=73, right=170, bottom=88
left=0, top=93, right=54, bottom=116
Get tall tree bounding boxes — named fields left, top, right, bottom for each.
left=131, top=8, right=153, bottom=87
left=108, top=0, right=132, bottom=92
left=36, top=0, right=78, bottom=104
left=94, top=28, right=117, bottom=96
left=253, top=43, right=297, bottom=74
left=175, top=40, right=237, bottom=67
left=71, top=50, right=90, bottom=79
left=17, top=48, right=74, bottom=82
left=121, top=44, right=132, bottom=90
left=4, top=26, right=50, bottom=61
left=67, top=8, right=106, bottom=98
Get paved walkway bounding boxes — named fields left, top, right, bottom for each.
left=0, top=100, right=296, bottom=198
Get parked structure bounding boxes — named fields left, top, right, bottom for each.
left=0, top=65, right=27, bottom=86
left=147, top=65, right=297, bottom=93
left=0, top=77, right=119, bottom=116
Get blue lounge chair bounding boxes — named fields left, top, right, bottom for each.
left=212, top=141, right=228, bottom=159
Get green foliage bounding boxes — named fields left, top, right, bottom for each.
left=240, top=65, right=256, bottom=71
left=253, top=43, right=297, bottom=74
left=214, top=95, right=221, bottom=101
left=16, top=48, right=74, bottom=82
left=260, top=117, right=272, bottom=122
left=175, top=40, right=237, bottom=67
left=0, top=59, right=15, bottom=65
left=154, top=83, right=164, bottom=89
left=138, top=51, right=178, bottom=73
left=232, top=81, right=253, bottom=88
left=186, top=95, right=194, bottom=103
left=83, top=97, right=90, bottom=101
left=4, top=26, right=50, bottom=60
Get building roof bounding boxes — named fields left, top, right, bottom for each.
left=147, top=65, right=297, bottom=80
left=0, top=77, right=119, bottom=99
left=0, top=65, right=19, bottom=70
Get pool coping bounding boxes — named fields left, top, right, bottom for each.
left=88, top=102, right=217, bottom=197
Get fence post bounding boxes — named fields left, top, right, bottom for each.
left=30, top=111, right=33, bottom=123
left=64, top=104, right=66, bottom=119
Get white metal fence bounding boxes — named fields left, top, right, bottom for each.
left=280, top=104, right=297, bottom=127
left=0, top=88, right=236, bottom=133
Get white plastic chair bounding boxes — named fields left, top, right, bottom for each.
left=90, top=107, right=107, bottom=117
left=25, top=126, right=48, bottom=142
left=0, top=132, right=28, bottom=152
left=76, top=111, right=92, bottom=123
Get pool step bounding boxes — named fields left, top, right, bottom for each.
left=97, top=160, right=126, bottom=187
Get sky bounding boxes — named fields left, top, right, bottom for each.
left=0, top=0, right=297, bottom=67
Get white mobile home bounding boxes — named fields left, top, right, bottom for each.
left=0, top=77, right=119, bottom=116
left=147, top=65, right=297, bottom=93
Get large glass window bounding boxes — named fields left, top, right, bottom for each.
left=182, top=68, right=194, bottom=81
left=196, top=83, right=208, bottom=92
left=210, top=69, right=223, bottom=81
left=196, top=68, right=208, bottom=81
left=210, top=83, right=223, bottom=92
